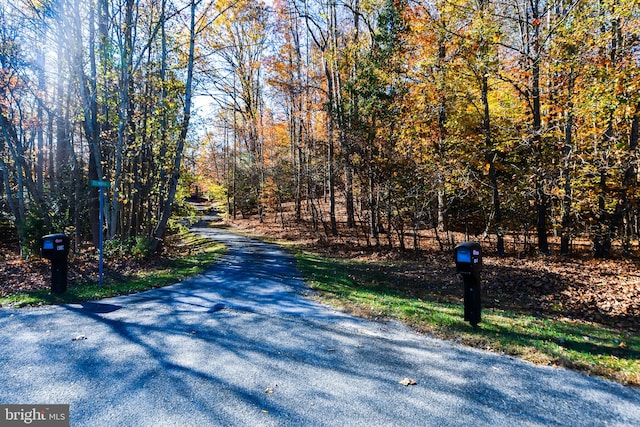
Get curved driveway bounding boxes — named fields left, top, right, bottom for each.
left=1, top=222, right=639, bottom=426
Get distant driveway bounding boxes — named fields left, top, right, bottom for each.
left=1, top=220, right=639, bottom=426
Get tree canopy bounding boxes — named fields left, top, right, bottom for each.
left=1, top=0, right=639, bottom=257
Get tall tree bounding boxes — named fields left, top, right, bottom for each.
left=151, top=0, right=199, bottom=252
left=497, top=0, right=576, bottom=254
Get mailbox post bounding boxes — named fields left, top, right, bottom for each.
left=454, top=242, right=482, bottom=327
left=41, top=234, right=70, bottom=294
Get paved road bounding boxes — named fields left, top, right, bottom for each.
left=1, top=222, right=640, bottom=426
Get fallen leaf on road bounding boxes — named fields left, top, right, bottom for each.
left=399, top=378, right=417, bottom=386
left=265, top=388, right=274, bottom=393
left=72, top=335, right=87, bottom=341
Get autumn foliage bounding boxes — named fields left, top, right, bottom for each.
left=0, top=0, right=639, bottom=260
left=200, top=0, right=640, bottom=259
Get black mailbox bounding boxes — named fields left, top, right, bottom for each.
left=41, top=233, right=70, bottom=294
left=41, top=234, right=70, bottom=261
left=454, top=241, right=482, bottom=275
left=454, top=241, right=482, bottom=327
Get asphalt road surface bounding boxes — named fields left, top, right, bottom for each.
left=1, top=221, right=640, bottom=426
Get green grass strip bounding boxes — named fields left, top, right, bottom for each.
left=0, top=234, right=225, bottom=308
left=295, top=251, right=640, bottom=386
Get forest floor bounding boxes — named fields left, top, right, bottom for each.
left=225, top=207, right=640, bottom=333
left=1, top=206, right=639, bottom=333
left=0, top=235, right=189, bottom=301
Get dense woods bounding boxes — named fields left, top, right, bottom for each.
left=1, top=0, right=639, bottom=258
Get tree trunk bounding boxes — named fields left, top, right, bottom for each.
left=624, top=102, right=639, bottom=187
left=436, top=37, right=447, bottom=232
left=560, top=70, right=575, bottom=255
left=482, top=73, right=504, bottom=256
left=327, top=0, right=339, bottom=235
left=111, top=0, right=135, bottom=239
left=531, top=1, right=549, bottom=254
left=594, top=13, right=622, bottom=258
left=71, top=0, right=105, bottom=248
left=368, top=118, right=379, bottom=246
left=342, top=0, right=358, bottom=230
left=36, top=49, right=45, bottom=196
left=151, top=0, right=197, bottom=253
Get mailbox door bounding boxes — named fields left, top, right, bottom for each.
left=454, top=242, right=482, bottom=273
left=42, top=234, right=69, bottom=260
